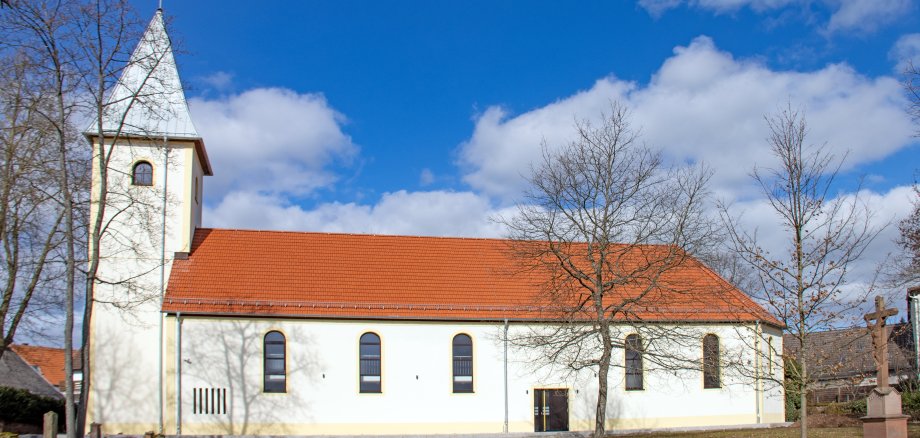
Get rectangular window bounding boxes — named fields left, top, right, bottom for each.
left=453, top=355, right=473, bottom=392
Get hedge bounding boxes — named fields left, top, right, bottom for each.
left=826, top=390, right=920, bottom=420
left=0, top=386, right=64, bottom=430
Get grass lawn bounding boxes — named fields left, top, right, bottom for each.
left=612, top=424, right=920, bottom=437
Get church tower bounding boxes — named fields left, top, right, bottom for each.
left=85, top=9, right=211, bottom=434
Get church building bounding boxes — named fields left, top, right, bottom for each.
left=84, top=10, right=786, bottom=435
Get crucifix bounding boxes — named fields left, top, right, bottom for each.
left=864, top=296, right=899, bottom=389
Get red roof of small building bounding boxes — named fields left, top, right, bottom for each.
left=10, top=344, right=79, bottom=389
left=163, top=228, right=781, bottom=327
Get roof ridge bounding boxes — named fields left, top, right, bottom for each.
left=198, top=227, right=683, bottom=247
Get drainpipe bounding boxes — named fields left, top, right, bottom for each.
left=503, top=319, right=509, bottom=433
left=176, top=312, right=182, bottom=435
left=755, top=321, right=762, bottom=424
left=158, top=137, right=169, bottom=434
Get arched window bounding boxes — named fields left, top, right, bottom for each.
left=263, top=331, right=285, bottom=393
left=452, top=334, right=473, bottom=393
left=359, top=332, right=381, bottom=393
left=132, top=161, right=153, bottom=186
left=625, top=334, right=643, bottom=391
left=703, top=334, right=721, bottom=389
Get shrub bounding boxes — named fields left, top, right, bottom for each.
left=0, top=386, right=64, bottom=430
left=902, top=390, right=920, bottom=419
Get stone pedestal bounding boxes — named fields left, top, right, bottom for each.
left=862, top=387, right=910, bottom=438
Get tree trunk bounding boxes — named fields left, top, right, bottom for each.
left=799, top=387, right=807, bottom=438
left=594, top=326, right=612, bottom=438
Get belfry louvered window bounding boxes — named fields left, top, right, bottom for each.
left=452, top=334, right=473, bottom=393
left=359, top=332, right=381, bottom=393
left=703, top=334, right=721, bottom=389
left=263, top=331, right=286, bottom=393
left=625, top=334, right=644, bottom=391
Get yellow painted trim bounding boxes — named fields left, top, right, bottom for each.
left=181, top=147, right=193, bottom=252
left=763, top=412, right=785, bottom=423
left=129, top=413, right=773, bottom=436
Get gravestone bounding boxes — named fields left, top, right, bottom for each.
left=861, top=296, right=909, bottom=438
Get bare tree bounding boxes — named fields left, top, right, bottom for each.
left=2, top=2, right=178, bottom=436
left=499, top=104, right=730, bottom=438
left=898, top=61, right=920, bottom=286
left=897, top=183, right=920, bottom=286
left=0, top=50, right=66, bottom=360
left=719, top=106, right=882, bottom=438
left=906, top=62, right=919, bottom=136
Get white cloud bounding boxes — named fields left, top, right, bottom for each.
left=638, top=0, right=910, bottom=34
left=826, top=0, right=911, bottom=34
left=189, top=88, right=357, bottom=199
left=639, top=0, right=794, bottom=16
left=204, top=190, right=513, bottom=238
left=419, top=168, right=435, bottom=186
left=458, top=36, right=914, bottom=202
left=199, top=71, right=234, bottom=90
left=890, top=33, right=920, bottom=73
left=719, top=184, right=916, bottom=314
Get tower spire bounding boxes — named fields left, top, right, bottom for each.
left=93, top=9, right=200, bottom=141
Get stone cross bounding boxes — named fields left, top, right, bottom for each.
left=864, top=295, right=898, bottom=389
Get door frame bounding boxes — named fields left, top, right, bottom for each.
left=533, top=387, right=570, bottom=432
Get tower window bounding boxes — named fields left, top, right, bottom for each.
left=132, top=161, right=153, bottom=186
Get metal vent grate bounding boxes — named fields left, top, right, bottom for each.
left=192, top=387, right=227, bottom=414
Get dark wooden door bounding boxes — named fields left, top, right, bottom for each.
left=533, top=388, right=569, bottom=432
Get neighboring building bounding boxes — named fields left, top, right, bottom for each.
left=11, top=344, right=82, bottom=396
left=84, top=9, right=786, bottom=435
left=784, top=323, right=916, bottom=404
left=0, top=348, right=62, bottom=400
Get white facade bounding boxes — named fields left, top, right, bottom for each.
left=160, top=317, right=784, bottom=435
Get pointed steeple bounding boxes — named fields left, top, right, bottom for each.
left=95, top=9, right=200, bottom=140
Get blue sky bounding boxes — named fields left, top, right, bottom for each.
left=140, top=1, right=918, bottom=271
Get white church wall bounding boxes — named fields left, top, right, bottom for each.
left=87, top=138, right=201, bottom=433
left=762, top=325, right=786, bottom=423
left=161, top=316, right=784, bottom=435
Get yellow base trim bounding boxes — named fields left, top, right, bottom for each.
left=100, top=414, right=784, bottom=436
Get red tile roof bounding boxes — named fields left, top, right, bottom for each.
left=10, top=344, right=79, bottom=389
left=163, top=228, right=781, bottom=327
